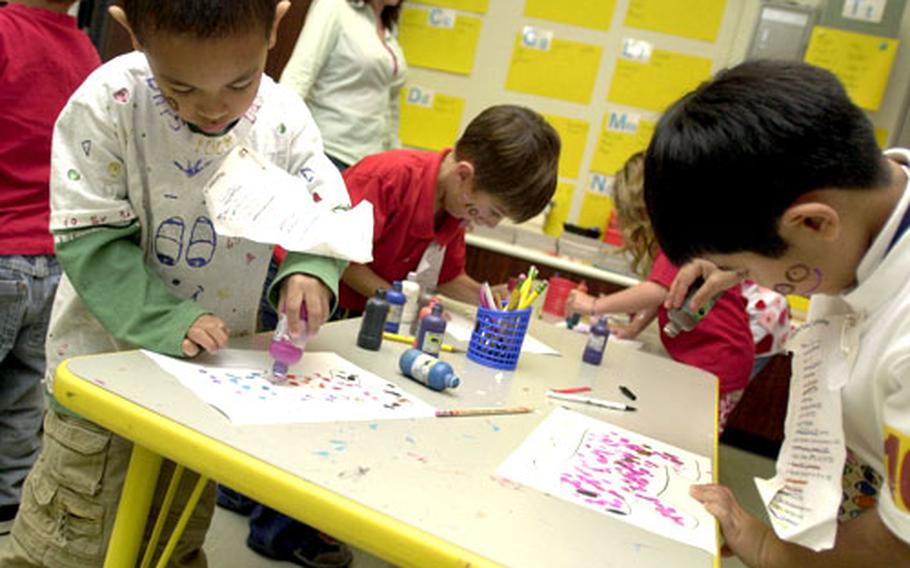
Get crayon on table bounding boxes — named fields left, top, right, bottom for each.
left=383, top=331, right=457, bottom=352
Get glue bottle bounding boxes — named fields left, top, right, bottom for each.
left=582, top=317, right=610, bottom=366
left=415, top=303, right=446, bottom=356
left=399, top=271, right=421, bottom=333
left=663, top=278, right=720, bottom=338
left=399, top=348, right=460, bottom=391
left=384, top=281, right=406, bottom=333
left=357, top=289, right=389, bottom=351
left=269, top=304, right=308, bottom=382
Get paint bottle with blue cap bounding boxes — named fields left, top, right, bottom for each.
left=582, top=317, right=609, bottom=365
left=416, top=303, right=446, bottom=356
left=399, top=348, right=460, bottom=391
left=384, top=281, right=406, bottom=333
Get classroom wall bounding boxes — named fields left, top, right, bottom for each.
left=397, top=0, right=910, bottom=237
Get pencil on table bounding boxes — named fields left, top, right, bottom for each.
left=435, top=406, right=532, bottom=417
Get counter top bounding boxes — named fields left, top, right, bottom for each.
left=466, top=233, right=640, bottom=288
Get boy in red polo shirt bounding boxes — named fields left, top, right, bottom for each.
left=338, top=104, right=561, bottom=312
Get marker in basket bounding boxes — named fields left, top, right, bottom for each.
left=435, top=405, right=532, bottom=417
left=481, top=282, right=496, bottom=310
left=545, top=390, right=636, bottom=412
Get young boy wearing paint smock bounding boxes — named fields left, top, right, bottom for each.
left=0, top=1, right=352, bottom=565
left=338, top=104, right=561, bottom=314
left=645, top=60, right=910, bottom=567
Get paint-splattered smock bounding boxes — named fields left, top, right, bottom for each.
left=44, top=52, right=350, bottom=412
left=838, top=148, right=910, bottom=544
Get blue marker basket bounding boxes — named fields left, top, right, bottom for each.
left=467, top=306, right=532, bottom=370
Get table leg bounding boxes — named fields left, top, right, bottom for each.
left=105, top=444, right=164, bottom=568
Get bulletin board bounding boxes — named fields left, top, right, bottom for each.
left=395, top=0, right=910, bottom=237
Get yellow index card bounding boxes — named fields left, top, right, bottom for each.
left=589, top=112, right=655, bottom=176
left=544, top=182, right=576, bottom=237
left=624, top=0, right=728, bottom=43
left=875, top=127, right=889, bottom=149
left=524, top=0, right=616, bottom=31
left=543, top=114, right=590, bottom=180
left=578, top=174, right=615, bottom=231
left=415, top=0, right=488, bottom=13
left=399, top=86, right=465, bottom=151
left=804, top=26, right=898, bottom=112
left=607, top=39, right=713, bottom=112
left=505, top=27, right=604, bottom=104
left=398, top=6, right=482, bottom=75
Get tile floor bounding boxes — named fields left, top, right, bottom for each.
left=0, top=442, right=775, bottom=567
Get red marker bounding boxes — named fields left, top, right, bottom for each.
left=550, top=386, right=592, bottom=394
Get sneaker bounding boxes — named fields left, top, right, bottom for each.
left=0, top=504, right=18, bottom=535
left=215, top=485, right=257, bottom=516
left=247, top=522, right=353, bottom=568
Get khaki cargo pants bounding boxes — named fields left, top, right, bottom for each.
left=0, top=409, right=215, bottom=567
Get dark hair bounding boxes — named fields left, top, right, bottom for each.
left=644, top=59, right=890, bottom=265
left=380, top=2, right=402, bottom=32
left=120, top=0, right=278, bottom=42
left=347, top=0, right=401, bottom=32
left=454, top=105, right=560, bottom=223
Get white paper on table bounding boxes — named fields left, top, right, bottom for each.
left=142, top=349, right=436, bottom=425
left=497, top=408, right=717, bottom=555
left=203, top=146, right=373, bottom=262
left=754, top=298, right=856, bottom=551
left=445, top=312, right=560, bottom=356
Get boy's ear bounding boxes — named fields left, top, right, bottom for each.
left=780, top=202, right=841, bottom=242
left=108, top=6, right=143, bottom=52
left=269, top=1, right=292, bottom=49
left=454, top=160, right=475, bottom=186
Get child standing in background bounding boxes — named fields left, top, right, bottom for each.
left=0, top=0, right=101, bottom=535
left=0, top=1, right=353, bottom=565
left=338, top=104, right=561, bottom=314
left=567, top=152, right=788, bottom=431
left=255, top=0, right=407, bottom=331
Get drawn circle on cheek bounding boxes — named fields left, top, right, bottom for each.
left=773, top=283, right=795, bottom=295
left=467, top=206, right=479, bottom=218
left=165, top=96, right=179, bottom=111
left=785, top=264, right=810, bottom=283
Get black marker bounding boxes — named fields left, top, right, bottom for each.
left=619, top=385, right=637, bottom=401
